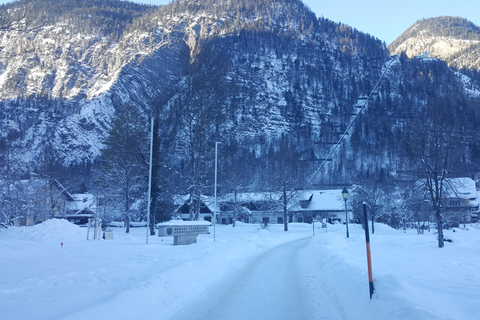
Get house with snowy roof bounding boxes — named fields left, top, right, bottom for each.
left=442, top=177, right=479, bottom=223
left=416, top=177, right=479, bottom=224
left=290, top=190, right=351, bottom=223
left=172, top=189, right=351, bottom=225
left=216, top=189, right=351, bottom=225
left=64, top=193, right=96, bottom=215
left=173, top=194, right=215, bottom=222
left=60, top=193, right=96, bottom=224
left=218, top=191, right=284, bottom=224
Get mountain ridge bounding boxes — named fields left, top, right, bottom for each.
left=0, top=0, right=479, bottom=194
left=388, top=16, right=480, bottom=70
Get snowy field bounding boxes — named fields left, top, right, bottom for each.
left=1, top=219, right=479, bottom=320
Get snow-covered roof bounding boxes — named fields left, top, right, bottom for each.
left=416, top=177, right=477, bottom=200
left=292, top=190, right=346, bottom=212
left=219, top=189, right=347, bottom=212
left=219, top=192, right=281, bottom=203
left=65, top=193, right=96, bottom=212
left=445, top=177, right=476, bottom=199
left=173, top=194, right=217, bottom=213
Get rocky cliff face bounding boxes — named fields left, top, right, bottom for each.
left=1, top=0, right=480, bottom=190
left=0, top=0, right=191, bottom=169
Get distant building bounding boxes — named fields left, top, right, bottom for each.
left=290, top=190, right=351, bottom=223
left=443, top=178, right=479, bottom=223
left=173, top=195, right=215, bottom=222
left=48, top=192, right=95, bottom=225
left=172, top=189, right=352, bottom=225
left=416, top=177, right=479, bottom=224
left=415, top=51, right=430, bottom=59
left=64, top=193, right=96, bottom=215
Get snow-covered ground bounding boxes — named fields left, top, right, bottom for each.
left=1, top=219, right=479, bottom=320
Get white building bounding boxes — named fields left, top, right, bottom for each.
left=193, top=189, right=353, bottom=225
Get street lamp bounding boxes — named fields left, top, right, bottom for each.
left=342, top=187, right=349, bottom=238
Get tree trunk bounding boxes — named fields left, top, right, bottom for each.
left=149, top=209, right=155, bottom=236
left=125, top=214, right=130, bottom=233
left=436, top=211, right=444, bottom=248
left=194, top=196, right=200, bottom=221
left=283, top=187, right=288, bottom=231
left=371, top=214, right=375, bottom=234
left=189, top=189, right=194, bottom=221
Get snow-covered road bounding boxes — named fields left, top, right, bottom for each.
left=2, top=220, right=480, bottom=320
left=171, top=237, right=334, bottom=320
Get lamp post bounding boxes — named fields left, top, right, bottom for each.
left=342, top=187, right=349, bottom=238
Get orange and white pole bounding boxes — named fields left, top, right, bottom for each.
left=363, top=202, right=375, bottom=299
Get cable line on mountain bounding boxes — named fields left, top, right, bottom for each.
left=305, top=55, right=398, bottom=189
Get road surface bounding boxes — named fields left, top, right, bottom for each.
left=170, top=237, right=337, bottom=320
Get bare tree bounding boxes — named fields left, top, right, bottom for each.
left=0, top=137, right=16, bottom=227
left=351, top=183, right=386, bottom=233
left=269, top=133, right=302, bottom=231
left=225, top=181, right=245, bottom=227
left=177, top=101, right=214, bottom=221
left=392, top=183, right=430, bottom=233
left=173, top=73, right=225, bottom=221
left=405, top=97, right=459, bottom=248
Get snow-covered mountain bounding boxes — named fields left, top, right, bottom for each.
left=388, top=16, right=480, bottom=70
left=1, top=0, right=480, bottom=191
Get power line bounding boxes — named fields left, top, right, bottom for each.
left=305, top=55, right=398, bottom=189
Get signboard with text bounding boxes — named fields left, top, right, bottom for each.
left=157, top=224, right=210, bottom=237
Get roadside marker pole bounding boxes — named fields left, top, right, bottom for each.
left=363, top=202, right=375, bottom=299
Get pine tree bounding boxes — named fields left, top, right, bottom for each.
left=94, top=105, right=149, bottom=232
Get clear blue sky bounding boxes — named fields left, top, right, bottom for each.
left=2, top=0, right=479, bottom=44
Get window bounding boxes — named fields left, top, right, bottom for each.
left=449, top=200, right=460, bottom=207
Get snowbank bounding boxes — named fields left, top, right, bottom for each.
left=299, top=224, right=480, bottom=320
left=5, top=218, right=86, bottom=242
left=0, top=219, right=479, bottom=320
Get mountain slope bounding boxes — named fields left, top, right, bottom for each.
left=388, top=16, right=480, bottom=70
left=0, top=0, right=189, bottom=170
left=0, top=0, right=480, bottom=192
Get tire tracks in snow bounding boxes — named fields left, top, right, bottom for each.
left=170, top=237, right=342, bottom=320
